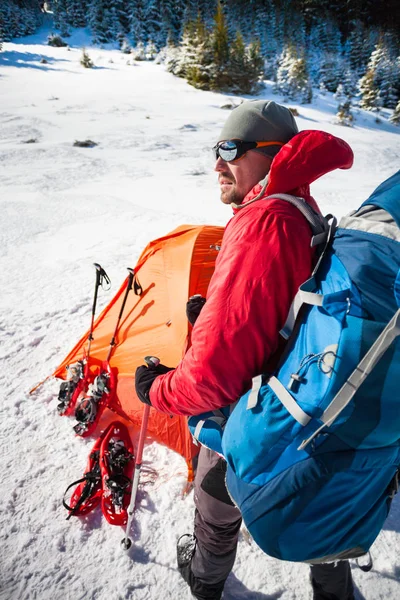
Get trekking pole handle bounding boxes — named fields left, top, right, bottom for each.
left=87, top=263, right=110, bottom=357
left=144, top=356, right=160, bottom=369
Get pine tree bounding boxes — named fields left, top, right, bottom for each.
left=336, top=99, right=354, bottom=126
left=275, top=45, right=295, bottom=98
left=287, top=11, right=306, bottom=52
left=210, top=1, right=230, bottom=90
left=131, top=40, right=146, bottom=60
left=173, top=15, right=207, bottom=81
left=247, top=39, right=264, bottom=88
left=164, top=33, right=180, bottom=72
left=318, top=52, right=345, bottom=93
left=389, top=100, right=400, bottom=124
left=146, top=39, right=157, bottom=60
left=368, top=40, right=389, bottom=88
left=130, top=0, right=146, bottom=46
left=357, top=39, right=398, bottom=110
left=359, top=68, right=381, bottom=111
left=380, top=73, right=399, bottom=109
left=0, top=1, right=41, bottom=40
left=145, top=0, right=162, bottom=47
left=0, top=4, right=8, bottom=46
left=184, top=16, right=212, bottom=89
left=53, top=0, right=71, bottom=36
left=80, top=47, right=94, bottom=67
left=89, top=0, right=111, bottom=43
left=182, top=0, right=198, bottom=27
left=342, top=67, right=358, bottom=99
left=346, top=22, right=369, bottom=76
left=255, top=4, right=278, bottom=80
left=161, top=0, right=182, bottom=46
left=229, top=32, right=263, bottom=94
left=118, top=0, right=131, bottom=36
left=334, top=83, right=345, bottom=102
left=67, top=0, right=87, bottom=28
left=293, top=55, right=313, bottom=103
left=276, top=44, right=312, bottom=102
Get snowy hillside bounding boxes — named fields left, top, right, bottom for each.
left=1, top=24, right=400, bottom=600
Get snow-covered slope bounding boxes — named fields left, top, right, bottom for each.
left=1, top=24, right=400, bottom=600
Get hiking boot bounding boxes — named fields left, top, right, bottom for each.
left=177, top=534, right=225, bottom=600
left=177, top=534, right=196, bottom=573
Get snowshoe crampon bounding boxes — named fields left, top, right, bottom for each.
left=63, top=436, right=103, bottom=519
left=100, top=421, right=135, bottom=526
left=73, top=361, right=116, bottom=437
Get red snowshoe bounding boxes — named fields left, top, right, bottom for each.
left=63, top=435, right=103, bottom=519
left=57, top=360, right=91, bottom=417
left=100, top=421, right=135, bottom=526
left=73, top=361, right=116, bottom=437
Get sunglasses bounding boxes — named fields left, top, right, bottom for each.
left=212, top=139, right=284, bottom=163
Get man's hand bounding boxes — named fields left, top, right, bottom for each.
left=135, top=359, right=174, bottom=405
left=186, top=294, right=206, bottom=326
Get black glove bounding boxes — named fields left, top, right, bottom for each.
left=135, top=360, right=174, bottom=406
left=186, top=294, right=206, bottom=326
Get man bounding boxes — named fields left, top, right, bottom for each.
left=136, top=100, right=355, bottom=600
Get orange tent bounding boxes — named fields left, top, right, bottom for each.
left=52, top=224, right=224, bottom=478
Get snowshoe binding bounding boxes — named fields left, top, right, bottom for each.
left=58, top=360, right=87, bottom=416
left=73, top=362, right=115, bottom=437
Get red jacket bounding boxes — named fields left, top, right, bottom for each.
left=150, top=130, right=353, bottom=416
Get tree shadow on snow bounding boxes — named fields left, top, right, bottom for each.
left=223, top=572, right=284, bottom=599
left=296, top=114, right=319, bottom=123
left=375, top=564, right=400, bottom=586
left=0, top=50, right=73, bottom=72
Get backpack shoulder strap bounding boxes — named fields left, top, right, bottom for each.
left=261, top=194, right=329, bottom=247
left=261, top=194, right=338, bottom=339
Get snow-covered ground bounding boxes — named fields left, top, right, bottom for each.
left=1, top=23, right=400, bottom=600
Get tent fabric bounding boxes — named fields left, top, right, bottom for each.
left=53, top=224, right=224, bottom=473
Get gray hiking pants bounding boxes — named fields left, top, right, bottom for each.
left=191, top=447, right=241, bottom=593
left=189, top=446, right=355, bottom=600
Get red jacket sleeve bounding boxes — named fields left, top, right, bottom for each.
left=149, top=200, right=314, bottom=416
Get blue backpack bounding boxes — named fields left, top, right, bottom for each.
left=189, top=171, right=400, bottom=563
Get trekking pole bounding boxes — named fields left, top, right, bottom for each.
left=121, top=356, right=159, bottom=550
left=87, top=263, right=111, bottom=361
left=106, top=268, right=135, bottom=363
left=73, top=268, right=135, bottom=435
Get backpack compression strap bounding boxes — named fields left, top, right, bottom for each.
left=298, top=308, right=400, bottom=450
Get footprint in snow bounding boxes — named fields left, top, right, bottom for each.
left=29, top=336, right=44, bottom=347
left=69, top=301, right=86, bottom=314
left=179, top=124, right=197, bottom=131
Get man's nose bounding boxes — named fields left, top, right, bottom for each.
left=214, top=157, right=227, bottom=172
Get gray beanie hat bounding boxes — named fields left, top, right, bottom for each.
left=218, top=100, right=298, bottom=159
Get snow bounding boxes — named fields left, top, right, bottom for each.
left=1, top=24, right=400, bottom=600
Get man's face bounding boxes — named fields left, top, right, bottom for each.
left=215, top=150, right=272, bottom=205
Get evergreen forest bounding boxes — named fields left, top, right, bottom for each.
left=1, top=0, right=400, bottom=119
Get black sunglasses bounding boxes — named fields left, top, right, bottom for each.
left=212, top=139, right=284, bottom=163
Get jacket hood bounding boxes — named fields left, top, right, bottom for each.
left=236, top=130, right=354, bottom=210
